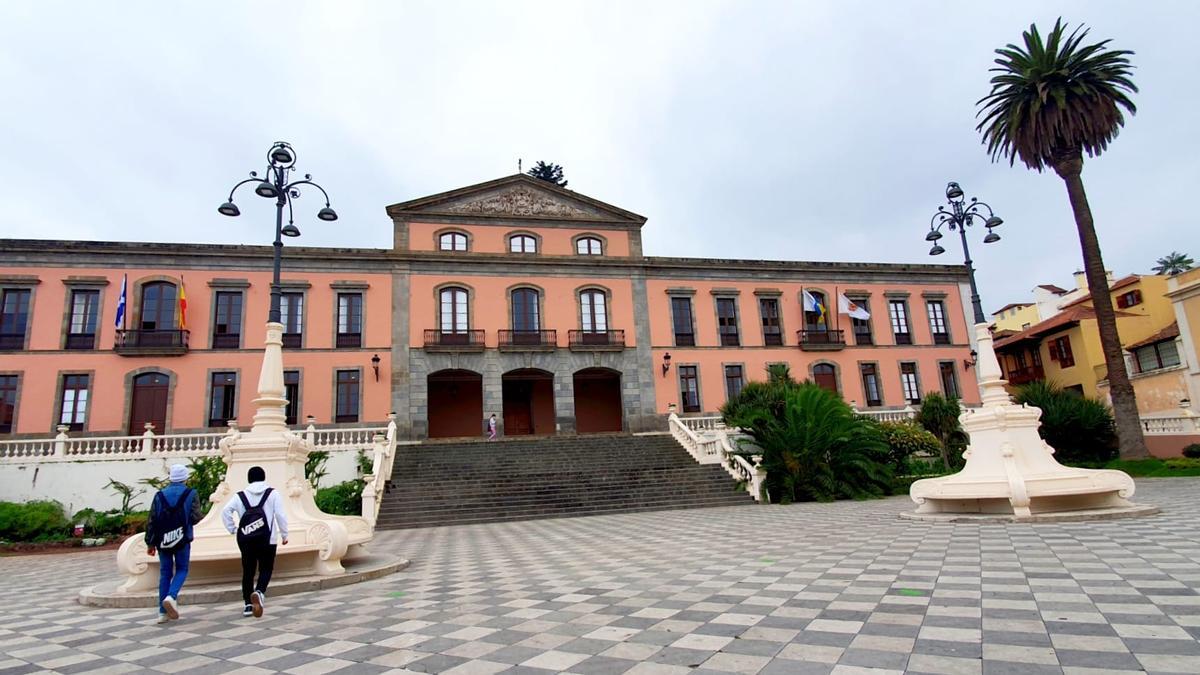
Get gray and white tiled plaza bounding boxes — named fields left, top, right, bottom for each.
left=2, top=478, right=1199, bottom=675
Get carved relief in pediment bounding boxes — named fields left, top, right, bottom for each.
left=442, top=186, right=593, bottom=219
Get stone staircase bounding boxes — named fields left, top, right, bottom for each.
left=376, top=433, right=752, bottom=529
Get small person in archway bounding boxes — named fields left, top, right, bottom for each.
left=488, top=414, right=498, bottom=441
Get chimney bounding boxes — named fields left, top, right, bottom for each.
left=1073, top=270, right=1088, bottom=290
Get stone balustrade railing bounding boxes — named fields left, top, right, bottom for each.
left=668, top=413, right=765, bottom=502
left=1140, top=412, right=1200, bottom=435
left=855, top=406, right=917, bottom=422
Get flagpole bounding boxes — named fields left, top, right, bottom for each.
left=834, top=284, right=840, bottom=336
left=122, top=274, right=127, bottom=332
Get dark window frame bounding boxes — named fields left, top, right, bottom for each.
left=284, top=370, right=300, bottom=425
left=208, top=371, right=237, bottom=427
left=679, top=365, right=701, bottom=413
left=438, top=231, right=468, bottom=252
left=139, top=281, right=178, bottom=331
left=671, top=296, right=695, bottom=347
left=926, top=299, right=950, bottom=344
left=889, top=299, right=911, bottom=345
left=58, top=373, right=90, bottom=431
left=860, top=363, right=882, bottom=407
left=280, top=291, right=304, bottom=348
left=0, top=374, right=17, bottom=433
left=716, top=297, right=740, bottom=347
left=212, top=290, right=243, bottom=348
left=66, top=289, right=100, bottom=349
left=850, top=297, right=873, bottom=345
left=1048, top=335, right=1075, bottom=368
left=759, top=297, right=783, bottom=346
left=0, top=288, right=32, bottom=349
left=335, top=369, right=361, bottom=423
left=938, top=361, right=959, bottom=398
left=575, top=237, right=603, bottom=256
left=336, top=292, right=363, bottom=348
left=900, top=362, right=921, bottom=404
left=511, top=288, right=540, bottom=332
left=580, top=289, right=609, bottom=333
left=724, top=365, right=744, bottom=401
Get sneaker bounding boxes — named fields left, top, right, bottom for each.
left=251, top=590, right=264, bottom=618
left=242, top=604, right=253, bottom=617
left=162, top=596, right=179, bottom=620
left=156, top=613, right=170, bottom=624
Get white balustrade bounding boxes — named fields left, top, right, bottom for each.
left=668, top=413, right=766, bottom=502
left=678, top=416, right=726, bottom=433
left=855, top=406, right=917, bottom=422
left=1140, top=413, right=1200, bottom=435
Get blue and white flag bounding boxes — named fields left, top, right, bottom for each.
left=114, top=274, right=127, bottom=328
left=802, top=290, right=827, bottom=324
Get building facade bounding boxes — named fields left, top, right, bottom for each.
left=0, top=175, right=979, bottom=440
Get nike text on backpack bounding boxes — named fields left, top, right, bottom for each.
left=152, top=488, right=194, bottom=551
left=236, top=488, right=274, bottom=548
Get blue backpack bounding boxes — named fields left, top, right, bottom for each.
left=152, top=487, right=193, bottom=551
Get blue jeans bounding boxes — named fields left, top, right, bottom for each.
left=158, top=544, right=191, bottom=612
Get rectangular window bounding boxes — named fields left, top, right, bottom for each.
left=212, top=291, right=243, bottom=349
left=208, top=371, right=237, bottom=427
left=1048, top=335, right=1075, bottom=368
left=900, top=362, right=921, bottom=404
left=59, top=374, right=89, bottom=431
left=284, top=370, right=300, bottom=425
left=724, top=365, right=744, bottom=401
left=671, top=297, right=695, bottom=346
left=679, top=365, right=700, bottom=413
left=939, top=362, right=959, bottom=399
left=337, top=293, right=363, bottom=348
left=759, top=298, right=783, bottom=346
left=336, top=370, right=360, bottom=423
left=850, top=298, right=872, bottom=345
left=1116, top=290, right=1143, bottom=308
left=889, top=300, right=911, bottom=345
left=0, top=375, right=15, bottom=433
left=280, top=292, right=304, bottom=348
left=860, top=364, right=882, bottom=407
left=716, top=298, right=739, bottom=347
left=0, top=289, right=31, bottom=350
left=66, top=289, right=99, bottom=349
left=1134, top=341, right=1181, bottom=373
left=926, top=300, right=950, bottom=344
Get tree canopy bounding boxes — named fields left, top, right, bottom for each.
left=526, top=161, right=568, bottom=187
left=1152, top=251, right=1194, bottom=276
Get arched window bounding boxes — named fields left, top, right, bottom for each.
left=140, top=282, right=178, bottom=331
left=509, top=234, right=537, bottom=254
left=511, top=288, right=540, bottom=332
left=812, top=363, right=838, bottom=394
left=805, top=290, right=828, bottom=332
left=438, top=232, right=468, bottom=252
left=576, top=237, right=603, bottom=256
left=580, top=289, right=608, bottom=333
left=439, top=287, right=469, bottom=333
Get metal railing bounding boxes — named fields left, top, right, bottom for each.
left=798, top=329, right=846, bottom=350
left=114, top=329, right=189, bottom=354
left=1006, top=365, right=1045, bottom=385
left=424, top=329, right=486, bottom=350
left=568, top=329, right=625, bottom=349
left=498, top=329, right=557, bottom=349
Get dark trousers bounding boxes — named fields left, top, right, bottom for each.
left=239, top=542, right=277, bottom=605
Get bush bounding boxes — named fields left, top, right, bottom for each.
left=1104, top=458, right=1200, bottom=477
left=72, top=507, right=149, bottom=536
left=186, top=456, right=228, bottom=514
left=0, top=501, right=70, bottom=541
left=723, top=379, right=892, bottom=503
left=873, top=421, right=943, bottom=474
left=1014, top=381, right=1117, bottom=464
left=315, top=480, right=364, bottom=515
left=915, top=393, right=968, bottom=471
left=1182, top=443, right=1200, bottom=459
left=306, top=450, right=330, bottom=488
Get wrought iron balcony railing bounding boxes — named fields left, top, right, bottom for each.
left=424, top=329, right=486, bottom=351
left=114, top=329, right=189, bottom=355
left=498, top=330, right=557, bottom=350
left=1006, top=365, right=1045, bottom=385
left=798, top=329, right=846, bottom=351
left=568, top=329, right=625, bottom=350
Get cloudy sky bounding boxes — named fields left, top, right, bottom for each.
left=1, top=1, right=1196, bottom=313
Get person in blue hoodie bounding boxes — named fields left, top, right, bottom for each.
left=221, top=466, right=288, bottom=618
left=144, top=463, right=203, bottom=624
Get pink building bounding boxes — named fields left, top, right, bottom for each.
left=0, top=175, right=978, bottom=440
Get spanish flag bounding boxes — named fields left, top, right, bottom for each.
left=178, top=276, right=188, bottom=330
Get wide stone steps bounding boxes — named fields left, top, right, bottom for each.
left=377, top=433, right=752, bottom=529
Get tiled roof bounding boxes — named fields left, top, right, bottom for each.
left=992, top=302, right=1033, bottom=316
left=1037, top=284, right=1068, bottom=294
left=1062, top=274, right=1140, bottom=309
left=993, top=305, right=1137, bottom=350
left=1126, top=322, right=1180, bottom=351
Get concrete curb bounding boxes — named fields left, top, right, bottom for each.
left=78, top=554, right=409, bottom=608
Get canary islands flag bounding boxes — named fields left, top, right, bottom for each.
left=802, top=290, right=826, bottom=324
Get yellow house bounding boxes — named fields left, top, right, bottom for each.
left=991, top=302, right=1040, bottom=332
left=994, top=274, right=1173, bottom=398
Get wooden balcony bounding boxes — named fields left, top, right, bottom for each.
left=114, top=329, right=189, bottom=356
left=568, top=329, right=625, bottom=351
left=798, top=329, right=846, bottom=351
left=1006, top=365, right=1045, bottom=385
left=424, top=329, right=486, bottom=352
left=498, top=330, right=557, bottom=351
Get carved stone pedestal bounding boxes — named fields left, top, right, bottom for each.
left=905, top=324, right=1158, bottom=522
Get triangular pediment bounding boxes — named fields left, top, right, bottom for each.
left=386, top=174, right=646, bottom=224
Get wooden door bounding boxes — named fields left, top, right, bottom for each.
left=503, top=381, right=534, bottom=435
left=129, top=372, right=169, bottom=434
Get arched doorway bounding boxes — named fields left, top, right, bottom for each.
left=502, top=369, right=555, bottom=435
left=812, top=363, right=838, bottom=394
left=427, top=369, right=483, bottom=438
left=573, top=368, right=622, bottom=433
left=129, top=372, right=169, bottom=434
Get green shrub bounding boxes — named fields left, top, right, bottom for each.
left=1015, top=381, right=1117, bottom=464
left=306, top=450, right=330, bottom=488
left=315, top=480, right=363, bottom=515
left=186, top=456, right=228, bottom=514
left=0, top=501, right=70, bottom=541
left=71, top=507, right=149, bottom=536
left=872, top=421, right=943, bottom=474
left=916, top=393, right=968, bottom=471
left=724, top=380, right=892, bottom=503
left=1182, top=444, right=1200, bottom=459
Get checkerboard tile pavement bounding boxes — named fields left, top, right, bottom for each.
left=1, top=478, right=1199, bottom=674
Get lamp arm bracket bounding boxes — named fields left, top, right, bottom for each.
left=225, top=178, right=261, bottom=202
left=283, top=179, right=332, bottom=206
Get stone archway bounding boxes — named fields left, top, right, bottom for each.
left=427, top=369, right=484, bottom=438
left=502, top=369, right=555, bottom=436
left=573, top=367, right=623, bottom=433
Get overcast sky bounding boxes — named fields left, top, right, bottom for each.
left=1, top=1, right=1196, bottom=313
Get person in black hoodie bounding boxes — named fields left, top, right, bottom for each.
left=145, top=463, right=203, bottom=623
left=221, top=466, right=289, bottom=618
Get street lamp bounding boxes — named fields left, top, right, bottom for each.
left=218, top=142, right=338, bottom=324
left=925, top=181, right=1003, bottom=325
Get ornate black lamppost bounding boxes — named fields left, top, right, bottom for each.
left=925, top=181, right=1003, bottom=325
left=218, top=142, right=338, bottom=324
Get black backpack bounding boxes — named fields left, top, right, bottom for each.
left=236, top=488, right=274, bottom=548
left=152, top=488, right=194, bottom=551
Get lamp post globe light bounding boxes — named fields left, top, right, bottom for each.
left=925, top=181, right=1002, bottom=325
left=219, top=141, right=338, bottom=325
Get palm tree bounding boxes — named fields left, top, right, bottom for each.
left=977, top=18, right=1149, bottom=459
left=1152, top=251, right=1194, bottom=276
